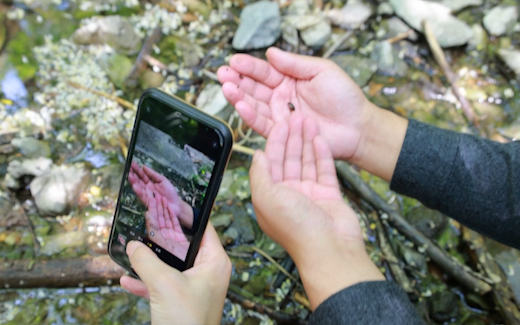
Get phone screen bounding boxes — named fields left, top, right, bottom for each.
left=110, top=96, right=224, bottom=269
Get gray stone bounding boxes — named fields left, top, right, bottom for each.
left=301, top=20, right=331, bottom=47
left=30, top=166, right=91, bottom=216
left=281, top=22, right=299, bottom=47
left=135, top=121, right=197, bottom=180
left=11, top=137, right=51, bottom=158
left=98, top=52, right=134, bottom=89
left=41, top=231, right=86, bottom=256
left=210, top=213, right=233, bottom=230
left=330, top=55, right=378, bottom=86
left=232, top=1, right=281, bottom=50
left=7, top=157, right=53, bottom=178
left=327, top=0, right=372, bottom=29
left=385, top=17, right=418, bottom=41
left=498, top=49, right=520, bottom=76
left=195, top=84, right=229, bottom=116
left=427, top=0, right=482, bottom=12
left=72, top=15, right=142, bottom=55
left=371, top=41, right=409, bottom=77
left=286, top=0, right=311, bottom=15
left=285, top=14, right=322, bottom=30
left=390, top=0, right=473, bottom=47
left=377, top=2, right=394, bottom=16
left=467, top=23, right=487, bottom=51
left=483, top=6, right=518, bottom=36
left=3, top=173, right=20, bottom=189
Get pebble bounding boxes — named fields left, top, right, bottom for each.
left=327, top=0, right=372, bottom=29
left=483, top=6, right=518, bottom=36
left=498, top=49, right=520, bottom=76
left=7, top=157, right=53, bottom=179
left=11, top=138, right=51, bottom=158
left=232, top=1, right=281, bottom=50
left=300, top=20, right=331, bottom=47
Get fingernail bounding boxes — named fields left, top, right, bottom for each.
left=126, top=240, right=142, bottom=257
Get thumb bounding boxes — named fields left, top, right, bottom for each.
left=266, top=47, right=331, bottom=80
left=126, top=241, right=179, bottom=291
left=249, top=150, right=274, bottom=203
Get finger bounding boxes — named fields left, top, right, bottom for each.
left=120, top=275, right=150, bottom=299
left=193, top=223, right=228, bottom=266
left=266, top=47, right=331, bottom=80
left=249, top=150, right=274, bottom=209
left=142, top=165, right=166, bottom=183
left=132, top=162, right=150, bottom=183
left=146, top=197, right=158, bottom=225
left=221, top=82, right=272, bottom=118
left=229, top=54, right=285, bottom=88
left=126, top=241, right=180, bottom=290
left=235, top=101, right=274, bottom=138
left=302, top=117, right=319, bottom=182
left=157, top=196, right=166, bottom=228
left=217, top=66, right=274, bottom=103
left=163, top=198, right=175, bottom=230
left=264, top=122, right=289, bottom=183
left=284, top=114, right=304, bottom=180
left=314, top=136, right=340, bottom=188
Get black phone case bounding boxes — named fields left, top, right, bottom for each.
left=108, top=88, right=233, bottom=274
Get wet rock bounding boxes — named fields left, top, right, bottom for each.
left=98, top=52, right=134, bottom=89
left=232, top=1, right=281, bottom=50
left=370, top=41, right=408, bottom=77
left=30, top=165, right=91, bottom=216
left=429, top=291, right=459, bottom=323
left=498, top=49, right=520, bottom=76
left=495, top=251, right=520, bottom=304
left=390, top=0, right=473, bottom=47
left=327, top=0, right=372, bottom=29
left=483, top=6, right=518, bottom=36
left=72, top=16, right=142, bottom=55
left=300, top=20, right=331, bottom=47
left=140, top=70, right=166, bottom=89
left=384, top=17, right=418, bottom=41
left=11, top=137, right=51, bottom=158
left=377, top=3, right=394, bottom=16
left=210, top=213, right=233, bottom=230
left=330, top=55, right=378, bottom=87
left=399, top=244, right=427, bottom=272
left=7, top=157, right=52, bottom=178
left=405, top=206, right=447, bottom=238
left=427, top=0, right=482, bottom=12
left=196, top=84, right=229, bottom=116
left=40, top=231, right=86, bottom=256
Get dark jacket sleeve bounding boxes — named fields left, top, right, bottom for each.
left=390, top=119, right=520, bottom=249
left=308, top=281, right=425, bottom=325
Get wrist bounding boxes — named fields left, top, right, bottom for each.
left=293, top=239, right=384, bottom=310
left=349, top=104, right=408, bottom=182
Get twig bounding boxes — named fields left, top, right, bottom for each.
left=226, top=289, right=306, bottom=325
left=126, top=26, right=163, bottom=88
left=67, top=81, right=136, bottom=110
left=369, top=211, right=414, bottom=293
left=422, top=20, right=478, bottom=126
left=335, top=161, right=493, bottom=294
left=322, top=31, right=353, bottom=59
left=9, top=194, right=40, bottom=251
left=387, top=29, right=414, bottom=44
left=293, top=291, right=311, bottom=310
left=201, top=69, right=219, bottom=81
left=251, top=246, right=302, bottom=288
left=121, top=206, right=144, bottom=215
left=233, top=144, right=256, bottom=156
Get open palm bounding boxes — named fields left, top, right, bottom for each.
left=217, top=47, right=371, bottom=160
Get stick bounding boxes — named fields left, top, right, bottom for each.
left=387, top=29, right=414, bottom=44
left=8, top=193, right=40, bottom=250
left=233, top=144, right=256, bottom=156
left=251, top=246, right=301, bottom=288
left=67, top=81, right=136, bottom=111
left=335, top=161, right=493, bottom=294
left=322, top=31, right=353, bottom=59
left=422, top=20, right=478, bottom=126
left=126, top=26, right=163, bottom=88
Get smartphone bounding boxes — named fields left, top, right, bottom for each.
left=108, top=88, right=233, bottom=273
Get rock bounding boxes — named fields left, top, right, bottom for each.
left=427, top=0, right=482, bottom=12
left=222, top=227, right=239, bottom=245
left=3, top=173, right=20, bottom=190
left=229, top=204, right=256, bottom=244
left=429, top=291, right=459, bottom=323
left=11, top=137, right=51, bottom=158
left=390, top=0, right=473, bottom=47
left=399, top=244, right=427, bottom=272
left=7, top=157, right=53, bottom=178
left=97, top=163, right=124, bottom=198
left=140, top=70, right=165, bottom=89
left=327, top=0, right=372, bottom=29
left=72, top=16, right=142, bottom=55
left=405, top=206, right=447, bottom=238
left=281, top=22, right=299, bottom=47
left=196, top=84, right=229, bottom=116
left=370, top=41, right=409, bottom=77
left=285, top=14, right=323, bottom=30
left=98, top=52, right=134, bottom=89
left=483, top=6, right=518, bottom=36
left=40, top=231, right=86, bottom=256
left=330, top=55, right=378, bottom=86
left=498, top=49, right=520, bottom=76
left=286, top=0, right=311, bottom=16
left=377, top=2, right=394, bottom=16
left=210, top=213, right=233, bottom=230
left=300, top=20, right=331, bottom=47
left=232, top=1, right=281, bottom=50
left=495, top=251, right=520, bottom=304
left=30, top=165, right=91, bottom=216
left=467, top=24, right=487, bottom=51
left=385, top=17, right=418, bottom=41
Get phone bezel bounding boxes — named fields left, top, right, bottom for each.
left=108, top=88, right=233, bottom=273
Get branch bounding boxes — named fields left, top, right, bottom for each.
left=335, top=161, right=493, bottom=294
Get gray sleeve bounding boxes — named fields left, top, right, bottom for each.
left=390, top=119, right=520, bottom=249
left=308, top=281, right=425, bottom=325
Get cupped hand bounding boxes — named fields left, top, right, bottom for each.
left=249, top=113, right=384, bottom=309
left=145, top=197, right=190, bottom=260
left=120, top=224, right=231, bottom=325
left=217, top=47, right=375, bottom=161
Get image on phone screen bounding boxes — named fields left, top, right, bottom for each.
left=110, top=99, right=223, bottom=269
